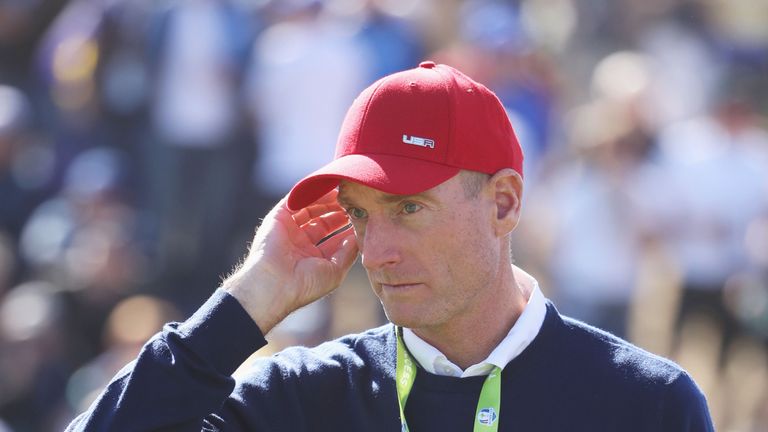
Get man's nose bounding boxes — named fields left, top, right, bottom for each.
left=359, top=218, right=401, bottom=271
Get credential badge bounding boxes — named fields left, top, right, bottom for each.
left=477, top=407, right=498, bottom=426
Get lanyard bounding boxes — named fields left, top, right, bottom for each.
left=395, top=327, right=502, bottom=432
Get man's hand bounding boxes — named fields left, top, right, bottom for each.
left=222, top=190, right=359, bottom=333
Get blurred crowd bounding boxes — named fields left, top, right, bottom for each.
left=0, top=0, right=767, bottom=430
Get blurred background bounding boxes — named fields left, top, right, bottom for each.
left=0, top=0, right=766, bottom=430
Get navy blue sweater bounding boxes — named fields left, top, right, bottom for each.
left=67, top=289, right=714, bottom=431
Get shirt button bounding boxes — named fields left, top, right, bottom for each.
left=443, top=366, right=453, bottom=374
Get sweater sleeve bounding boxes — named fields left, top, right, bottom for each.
left=661, top=371, right=715, bottom=432
left=65, top=289, right=268, bottom=432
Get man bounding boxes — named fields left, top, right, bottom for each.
left=67, top=62, right=713, bottom=431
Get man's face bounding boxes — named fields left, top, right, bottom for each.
left=337, top=172, right=503, bottom=333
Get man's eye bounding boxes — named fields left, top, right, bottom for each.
left=402, top=202, right=422, bottom=214
left=348, top=208, right=367, bottom=220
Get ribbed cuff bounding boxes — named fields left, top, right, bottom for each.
left=175, top=289, right=268, bottom=375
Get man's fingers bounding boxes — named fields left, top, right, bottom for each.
left=327, top=232, right=359, bottom=271
left=290, top=189, right=341, bottom=223
left=317, top=225, right=355, bottom=258
left=292, top=202, right=345, bottom=226
left=299, top=211, right=350, bottom=245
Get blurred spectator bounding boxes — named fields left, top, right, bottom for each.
left=656, top=86, right=768, bottom=363
left=528, top=93, right=661, bottom=338
left=142, top=0, right=256, bottom=312
left=95, top=0, right=155, bottom=163
left=35, top=0, right=109, bottom=186
left=245, top=1, right=368, bottom=203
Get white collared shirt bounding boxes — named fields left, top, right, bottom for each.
left=402, top=277, right=547, bottom=378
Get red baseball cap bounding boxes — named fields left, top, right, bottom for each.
left=286, top=61, right=523, bottom=210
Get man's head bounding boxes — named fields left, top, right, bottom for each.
left=287, top=62, right=524, bottom=330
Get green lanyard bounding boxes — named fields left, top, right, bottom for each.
left=395, top=327, right=502, bottom=432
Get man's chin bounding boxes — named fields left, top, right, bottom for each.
left=382, top=307, right=427, bottom=329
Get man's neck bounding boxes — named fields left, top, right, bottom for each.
left=410, top=265, right=534, bottom=370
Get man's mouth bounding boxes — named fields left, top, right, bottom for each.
left=380, top=283, right=422, bottom=291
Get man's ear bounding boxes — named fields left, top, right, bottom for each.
left=488, top=168, right=523, bottom=237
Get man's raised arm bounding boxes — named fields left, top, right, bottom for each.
left=66, top=192, right=358, bottom=431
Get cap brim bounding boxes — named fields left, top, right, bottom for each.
left=287, top=154, right=460, bottom=210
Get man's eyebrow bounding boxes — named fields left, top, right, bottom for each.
left=376, top=192, right=433, bottom=204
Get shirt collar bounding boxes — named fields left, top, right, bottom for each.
left=402, top=272, right=547, bottom=378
